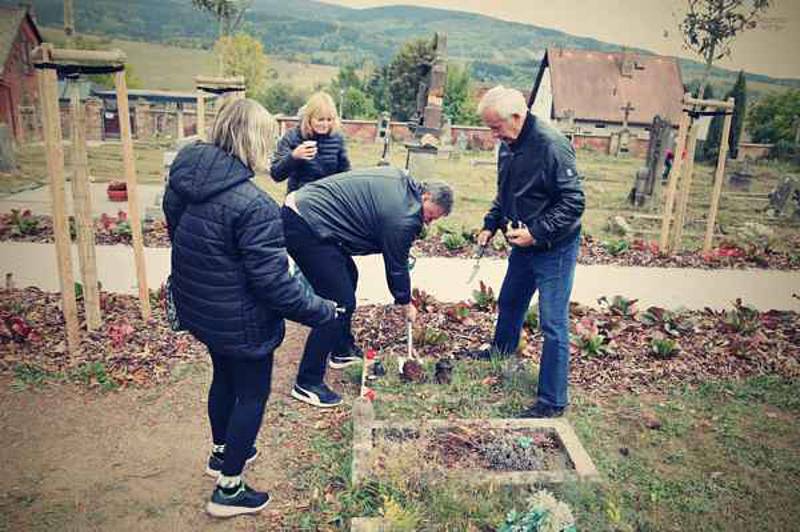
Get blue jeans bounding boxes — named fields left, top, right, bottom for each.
left=493, top=232, right=580, bottom=408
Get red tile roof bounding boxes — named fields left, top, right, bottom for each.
left=535, top=47, right=684, bottom=126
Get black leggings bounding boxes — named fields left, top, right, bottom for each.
left=208, top=351, right=273, bottom=476
left=281, top=206, right=358, bottom=386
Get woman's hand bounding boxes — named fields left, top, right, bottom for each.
left=291, top=141, right=317, bottom=160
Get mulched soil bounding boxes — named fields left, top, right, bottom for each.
left=2, top=211, right=799, bottom=269
left=0, top=287, right=204, bottom=388
left=2, top=286, right=798, bottom=394
left=352, top=291, right=800, bottom=395
left=414, top=233, right=800, bottom=270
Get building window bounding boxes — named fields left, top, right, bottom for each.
left=594, top=124, right=606, bottom=129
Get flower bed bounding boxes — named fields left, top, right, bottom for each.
left=1, top=287, right=204, bottom=389
left=352, top=290, right=800, bottom=395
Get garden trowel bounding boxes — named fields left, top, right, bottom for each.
left=397, top=315, right=417, bottom=375
left=466, top=244, right=487, bottom=284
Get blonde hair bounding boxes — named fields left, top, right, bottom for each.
left=299, top=91, right=341, bottom=138
left=477, top=85, right=528, bottom=120
left=209, top=98, right=277, bottom=171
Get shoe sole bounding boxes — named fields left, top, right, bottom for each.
left=328, top=358, right=361, bottom=369
left=290, top=387, right=342, bottom=408
left=206, top=496, right=270, bottom=518
left=204, top=449, right=260, bottom=478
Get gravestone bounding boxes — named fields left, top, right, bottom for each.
left=727, top=160, right=754, bottom=191
left=630, top=115, right=672, bottom=206
left=405, top=32, right=447, bottom=174
left=767, top=176, right=799, bottom=217
left=0, top=124, right=15, bottom=173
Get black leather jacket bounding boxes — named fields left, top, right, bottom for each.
left=482, top=113, right=585, bottom=250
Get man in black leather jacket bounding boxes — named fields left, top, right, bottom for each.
left=475, top=86, right=585, bottom=418
left=282, top=167, right=454, bottom=407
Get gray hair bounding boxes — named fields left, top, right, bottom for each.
left=209, top=98, right=277, bottom=171
left=477, top=85, right=528, bottom=120
left=422, top=180, right=454, bottom=216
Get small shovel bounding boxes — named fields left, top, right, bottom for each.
left=398, top=316, right=413, bottom=374
left=466, top=244, right=487, bottom=284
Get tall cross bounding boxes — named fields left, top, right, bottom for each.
left=621, top=101, right=635, bottom=129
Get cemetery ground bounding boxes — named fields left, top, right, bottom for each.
left=4, top=138, right=800, bottom=263
left=1, top=139, right=799, bottom=529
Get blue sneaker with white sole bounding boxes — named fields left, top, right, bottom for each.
left=206, top=483, right=270, bottom=518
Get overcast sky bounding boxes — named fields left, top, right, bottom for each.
left=320, top=0, right=800, bottom=79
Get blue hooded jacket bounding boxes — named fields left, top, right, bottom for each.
left=163, top=142, right=335, bottom=360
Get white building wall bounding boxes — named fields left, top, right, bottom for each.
left=530, top=67, right=553, bottom=122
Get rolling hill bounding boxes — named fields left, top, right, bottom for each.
left=8, top=0, right=800, bottom=95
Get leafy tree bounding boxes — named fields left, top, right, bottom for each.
left=386, top=37, right=435, bottom=122
left=679, top=0, right=771, bottom=96
left=699, top=85, right=721, bottom=160
left=366, top=65, right=391, bottom=115
left=331, top=64, right=364, bottom=93
left=728, top=71, right=747, bottom=159
left=257, top=83, right=309, bottom=116
left=191, top=0, right=251, bottom=37
left=443, top=63, right=479, bottom=125
left=702, top=72, right=748, bottom=161
left=341, top=87, right=376, bottom=119
left=747, top=90, right=800, bottom=144
left=213, top=33, right=269, bottom=97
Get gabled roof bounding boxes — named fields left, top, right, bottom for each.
left=531, top=47, right=684, bottom=126
left=0, top=5, right=43, bottom=72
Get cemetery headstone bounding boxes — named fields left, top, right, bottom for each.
left=0, top=124, right=15, bottom=173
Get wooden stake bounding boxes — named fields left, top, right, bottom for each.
left=114, top=70, right=151, bottom=320
left=703, top=97, right=735, bottom=252
left=671, top=113, right=701, bottom=252
left=659, top=93, right=690, bottom=253
left=176, top=105, right=185, bottom=139
left=37, top=57, right=80, bottom=353
left=69, top=80, right=102, bottom=330
left=196, top=92, right=206, bottom=141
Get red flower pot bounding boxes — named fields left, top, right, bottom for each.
left=107, top=181, right=128, bottom=202
left=107, top=189, right=128, bottom=202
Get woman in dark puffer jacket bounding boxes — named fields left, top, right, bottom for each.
left=270, top=91, right=351, bottom=193
left=163, top=98, right=337, bottom=518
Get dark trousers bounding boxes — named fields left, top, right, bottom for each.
left=208, top=351, right=273, bottom=476
left=492, top=232, right=580, bottom=409
left=281, top=206, right=358, bottom=386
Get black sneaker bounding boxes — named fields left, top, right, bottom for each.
left=206, top=483, right=270, bottom=518
left=291, top=382, right=343, bottom=408
left=205, top=446, right=259, bottom=478
left=519, top=402, right=565, bottom=419
left=329, top=345, right=364, bottom=369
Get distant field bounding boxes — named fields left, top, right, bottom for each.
left=40, top=27, right=339, bottom=92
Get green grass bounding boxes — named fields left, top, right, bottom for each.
left=7, top=132, right=800, bottom=250
left=285, top=359, right=800, bottom=530
left=11, top=362, right=117, bottom=392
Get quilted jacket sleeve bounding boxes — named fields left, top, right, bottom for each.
left=235, top=197, right=335, bottom=327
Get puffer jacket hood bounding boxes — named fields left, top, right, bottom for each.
left=169, top=142, right=254, bottom=203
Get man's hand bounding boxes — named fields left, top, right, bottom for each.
left=405, top=303, right=418, bottom=323
left=477, top=229, right=494, bottom=247
left=506, top=225, right=535, bottom=247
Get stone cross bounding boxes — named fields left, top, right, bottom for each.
left=620, top=101, right=635, bottom=130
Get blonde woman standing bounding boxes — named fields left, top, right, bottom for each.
left=270, top=91, right=351, bottom=192
left=164, top=99, right=339, bottom=517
